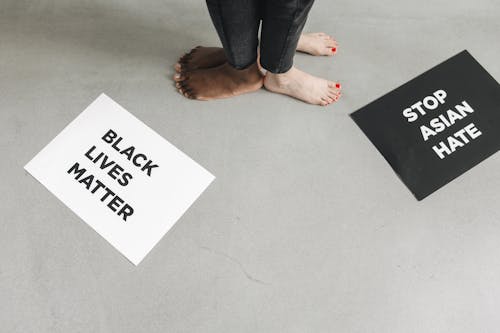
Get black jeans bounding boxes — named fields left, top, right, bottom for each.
left=206, top=0, right=315, bottom=73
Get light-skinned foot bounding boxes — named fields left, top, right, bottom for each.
left=297, top=32, right=338, bottom=56
left=263, top=66, right=341, bottom=106
left=173, top=62, right=263, bottom=100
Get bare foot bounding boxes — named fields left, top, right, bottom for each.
left=263, top=66, right=341, bottom=106
left=297, top=32, right=338, bottom=56
left=173, top=62, right=263, bottom=100
left=175, top=46, right=227, bottom=73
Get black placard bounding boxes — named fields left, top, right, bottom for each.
left=351, top=50, right=500, bottom=200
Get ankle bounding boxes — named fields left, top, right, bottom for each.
left=242, top=63, right=264, bottom=83
left=296, top=36, right=309, bottom=51
left=266, top=67, right=296, bottom=87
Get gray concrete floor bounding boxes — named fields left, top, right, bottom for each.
left=1, top=0, right=500, bottom=332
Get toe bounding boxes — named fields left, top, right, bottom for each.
left=179, top=52, right=189, bottom=63
left=325, top=38, right=337, bottom=47
left=187, top=88, right=197, bottom=99
left=183, top=88, right=197, bottom=99
left=178, top=80, right=189, bottom=89
left=177, top=80, right=197, bottom=99
left=174, top=73, right=188, bottom=82
left=328, top=82, right=341, bottom=90
left=175, top=78, right=190, bottom=90
left=190, top=46, right=202, bottom=56
left=174, top=63, right=182, bottom=72
left=326, top=40, right=336, bottom=47
left=328, top=89, right=339, bottom=99
left=326, top=39, right=338, bottom=47
left=178, top=85, right=193, bottom=99
left=329, top=85, right=341, bottom=94
left=328, top=88, right=340, bottom=99
left=180, top=51, right=193, bottom=64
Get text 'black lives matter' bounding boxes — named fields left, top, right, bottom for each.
left=350, top=50, right=500, bottom=200
left=66, top=129, right=160, bottom=221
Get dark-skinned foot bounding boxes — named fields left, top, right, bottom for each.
left=173, top=62, right=263, bottom=100
left=174, top=46, right=227, bottom=73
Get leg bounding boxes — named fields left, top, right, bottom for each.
left=261, top=0, right=342, bottom=106
left=174, top=0, right=263, bottom=100
left=260, top=0, right=315, bottom=73
left=174, top=31, right=339, bottom=73
left=205, top=0, right=260, bottom=69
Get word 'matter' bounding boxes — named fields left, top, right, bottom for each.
left=402, top=89, right=482, bottom=159
left=67, top=162, right=134, bottom=221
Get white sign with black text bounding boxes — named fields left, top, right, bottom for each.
left=25, top=94, right=215, bottom=265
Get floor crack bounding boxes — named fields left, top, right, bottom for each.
left=200, top=246, right=270, bottom=286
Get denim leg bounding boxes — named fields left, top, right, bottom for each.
left=260, top=0, right=315, bottom=73
left=206, top=0, right=261, bottom=70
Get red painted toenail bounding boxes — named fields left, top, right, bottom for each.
left=335, top=83, right=341, bottom=89
left=332, top=47, right=336, bottom=53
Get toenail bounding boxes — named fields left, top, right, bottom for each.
left=332, top=47, right=336, bottom=53
left=335, top=83, right=341, bottom=89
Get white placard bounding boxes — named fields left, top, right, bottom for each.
left=25, top=94, right=215, bottom=265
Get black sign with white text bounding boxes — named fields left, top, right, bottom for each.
left=351, top=50, right=500, bottom=200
